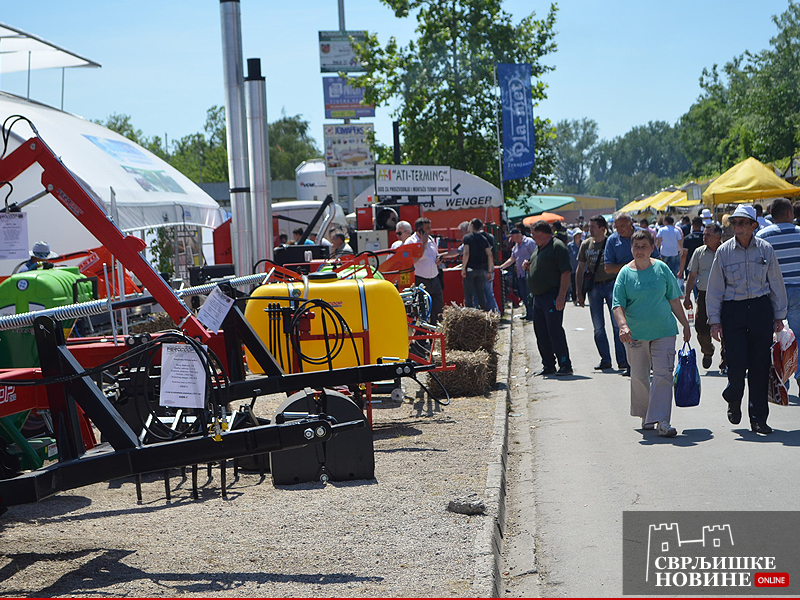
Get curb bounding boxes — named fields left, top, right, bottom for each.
left=472, top=311, right=513, bottom=597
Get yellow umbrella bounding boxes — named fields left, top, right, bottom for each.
left=703, top=157, right=800, bottom=205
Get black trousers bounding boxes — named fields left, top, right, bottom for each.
left=721, top=295, right=773, bottom=424
left=415, top=274, right=444, bottom=325
left=532, top=288, right=571, bottom=370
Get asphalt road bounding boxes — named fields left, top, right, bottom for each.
left=518, top=301, right=800, bottom=597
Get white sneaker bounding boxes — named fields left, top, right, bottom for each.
left=657, top=421, right=677, bottom=437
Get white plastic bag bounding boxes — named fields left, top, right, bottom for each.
left=772, top=325, right=798, bottom=385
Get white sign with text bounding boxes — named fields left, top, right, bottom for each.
left=159, top=344, right=207, bottom=409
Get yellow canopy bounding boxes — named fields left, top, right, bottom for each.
left=634, top=190, right=674, bottom=211
left=650, top=190, right=686, bottom=211
left=619, top=196, right=652, bottom=212
left=702, top=157, right=800, bottom=205
left=671, top=196, right=701, bottom=207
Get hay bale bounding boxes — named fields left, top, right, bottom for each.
left=486, top=350, right=499, bottom=387
left=441, top=305, right=499, bottom=352
left=426, top=349, right=492, bottom=397
left=129, top=312, right=178, bottom=334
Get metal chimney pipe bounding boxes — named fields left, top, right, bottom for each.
left=219, top=0, right=252, bottom=276
left=245, top=58, right=273, bottom=264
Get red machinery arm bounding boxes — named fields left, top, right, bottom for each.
left=0, top=137, right=210, bottom=341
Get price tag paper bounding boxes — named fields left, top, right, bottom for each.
left=197, top=286, right=235, bottom=333
left=0, top=212, right=29, bottom=260
left=159, top=343, right=207, bottom=408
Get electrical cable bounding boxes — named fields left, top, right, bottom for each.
left=2, top=115, right=38, bottom=159
left=410, top=371, right=450, bottom=406
left=126, top=331, right=228, bottom=441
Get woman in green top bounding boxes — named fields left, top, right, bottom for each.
left=612, top=229, right=691, bottom=437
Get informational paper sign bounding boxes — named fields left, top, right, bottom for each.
left=196, top=286, right=235, bottom=333
left=319, top=30, right=367, bottom=73
left=323, top=76, right=374, bottom=119
left=324, top=123, right=375, bottom=177
left=375, top=165, right=452, bottom=196
left=0, top=212, right=29, bottom=260
left=159, top=344, right=207, bottom=408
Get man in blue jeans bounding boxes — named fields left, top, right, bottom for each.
left=576, top=215, right=629, bottom=374
left=757, top=197, right=800, bottom=394
left=461, top=218, right=494, bottom=310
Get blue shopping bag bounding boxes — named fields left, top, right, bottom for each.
left=674, top=342, right=701, bottom=407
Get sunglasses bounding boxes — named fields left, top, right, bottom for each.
left=730, top=218, right=753, bottom=226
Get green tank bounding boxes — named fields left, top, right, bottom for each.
left=0, top=267, right=95, bottom=368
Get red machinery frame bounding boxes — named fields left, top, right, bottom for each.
left=1, top=136, right=209, bottom=342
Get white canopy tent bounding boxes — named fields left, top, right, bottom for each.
left=0, top=22, right=101, bottom=73
left=0, top=92, right=224, bottom=275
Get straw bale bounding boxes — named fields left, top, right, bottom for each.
left=426, top=349, right=493, bottom=397
left=440, top=305, right=499, bottom=352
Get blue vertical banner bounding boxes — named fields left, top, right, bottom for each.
left=498, top=63, right=535, bottom=181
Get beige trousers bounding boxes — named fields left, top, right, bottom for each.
left=625, top=336, right=677, bottom=425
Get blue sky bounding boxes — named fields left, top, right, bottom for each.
left=0, top=0, right=792, bottom=152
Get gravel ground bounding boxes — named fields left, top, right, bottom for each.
left=0, top=324, right=509, bottom=598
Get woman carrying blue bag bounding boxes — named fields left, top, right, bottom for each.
left=612, top=229, right=692, bottom=437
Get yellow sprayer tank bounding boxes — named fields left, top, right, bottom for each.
left=244, top=273, right=408, bottom=373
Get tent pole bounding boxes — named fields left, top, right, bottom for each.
left=61, top=68, right=65, bottom=111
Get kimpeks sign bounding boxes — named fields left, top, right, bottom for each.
left=623, top=511, right=796, bottom=595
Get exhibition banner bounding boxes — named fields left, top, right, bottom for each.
left=375, top=165, right=451, bottom=196
left=498, top=63, right=535, bottom=181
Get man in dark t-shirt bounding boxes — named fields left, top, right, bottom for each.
left=461, top=218, right=494, bottom=310
left=681, top=216, right=704, bottom=283
left=524, top=220, right=573, bottom=376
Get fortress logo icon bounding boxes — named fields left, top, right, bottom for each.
left=646, top=523, right=734, bottom=582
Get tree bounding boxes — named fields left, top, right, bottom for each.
left=587, top=121, right=688, bottom=205
left=678, top=1, right=800, bottom=175
left=268, top=112, right=322, bottom=180
left=350, top=0, right=559, bottom=199
left=169, top=106, right=229, bottom=183
left=553, top=118, right=599, bottom=194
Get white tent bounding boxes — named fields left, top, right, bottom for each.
left=0, top=92, right=224, bottom=274
left=0, top=22, right=101, bottom=73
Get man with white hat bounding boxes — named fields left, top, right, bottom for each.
left=18, top=241, right=57, bottom=273
left=706, top=205, right=787, bottom=434
left=701, top=208, right=714, bottom=226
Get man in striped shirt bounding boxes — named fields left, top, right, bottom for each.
left=757, top=197, right=800, bottom=391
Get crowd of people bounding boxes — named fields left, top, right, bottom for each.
left=288, top=201, right=798, bottom=440
left=505, top=199, right=800, bottom=438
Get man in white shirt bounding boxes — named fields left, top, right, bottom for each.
left=405, top=217, right=444, bottom=323
left=655, top=215, right=683, bottom=277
